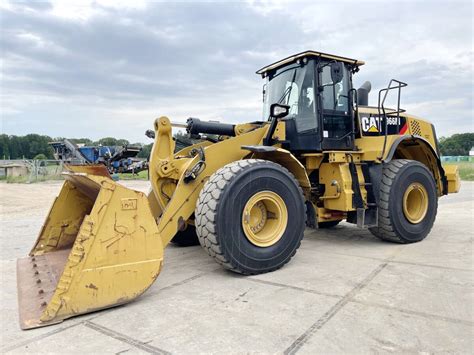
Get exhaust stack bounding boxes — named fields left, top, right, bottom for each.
left=357, top=81, right=372, bottom=106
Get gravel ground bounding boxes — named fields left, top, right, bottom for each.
left=1, top=179, right=472, bottom=354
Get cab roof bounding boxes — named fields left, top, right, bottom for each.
left=256, top=50, right=365, bottom=76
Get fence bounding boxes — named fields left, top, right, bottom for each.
left=440, top=156, right=474, bottom=162
left=0, top=156, right=471, bottom=184
left=0, top=160, right=67, bottom=183
left=0, top=159, right=148, bottom=183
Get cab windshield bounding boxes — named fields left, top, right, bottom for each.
left=263, top=61, right=317, bottom=133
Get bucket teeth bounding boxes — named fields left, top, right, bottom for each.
left=17, top=250, right=70, bottom=329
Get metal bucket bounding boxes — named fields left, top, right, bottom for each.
left=17, top=166, right=163, bottom=329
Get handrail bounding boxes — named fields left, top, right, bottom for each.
left=377, top=79, right=407, bottom=160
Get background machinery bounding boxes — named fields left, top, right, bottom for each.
left=50, top=139, right=147, bottom=174
left=17, top=51, right=460, bottom=329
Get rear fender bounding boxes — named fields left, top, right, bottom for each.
left=385, top=136, right=448, bottom=195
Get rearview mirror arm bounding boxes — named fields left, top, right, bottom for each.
left=263, top=116, right=279, bottom=146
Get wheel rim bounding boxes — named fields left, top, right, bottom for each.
left=242, top=191, right=288, bottom=247
left=403, top=182, right=429, bottom=224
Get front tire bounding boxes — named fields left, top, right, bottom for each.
left=369, top=159, right=438, bottom=243
left=195, top=159, right=306, bottom=275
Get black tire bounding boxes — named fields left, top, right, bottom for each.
left=195, top=159, right=306, bottom=275
left=318, top=220, right=341, bottom=228
left=171, top=226, right=200, bottom=247
left=369, top=159, right=438, bottom=243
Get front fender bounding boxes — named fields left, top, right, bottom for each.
left=242, top=145, right=311, bottom=198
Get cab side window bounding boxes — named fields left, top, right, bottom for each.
left=285, top=82, right=299, bottom=116
left=294, top=66, right=317, bottom=132
left=320, top=65, right=349, bottom=113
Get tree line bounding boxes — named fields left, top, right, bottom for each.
left=0, top=132, right=195, bottom=160
left=1, top=132, right=472, bottom=160
left=438, top=133, right=474, bottom=156
left=0, top=134, right=146, bottom=160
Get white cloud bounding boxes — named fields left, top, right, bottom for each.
left=47, top=0, right=148, bottom=21
left=0, top=0, right=472, bottom=142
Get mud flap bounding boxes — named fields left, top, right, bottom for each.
left=17, top=171, right=163, bottom=329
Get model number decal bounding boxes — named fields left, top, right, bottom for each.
left=361, top=115, right=404, bottom=135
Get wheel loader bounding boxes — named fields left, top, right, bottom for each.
left=17, top=50, right=460, bottom=329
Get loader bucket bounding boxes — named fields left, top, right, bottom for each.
left=17, top=168, right=163, bottom=329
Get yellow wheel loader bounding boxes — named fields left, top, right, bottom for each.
left=17, top=50, right=460, bottom=329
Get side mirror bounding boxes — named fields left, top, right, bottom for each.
left=270, top=103, right=290, bottom=119
left=330, top=62, right=344, bottom=84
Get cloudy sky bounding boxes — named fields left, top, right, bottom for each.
left=1, top=0, right=472, bottom=143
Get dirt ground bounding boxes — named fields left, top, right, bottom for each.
left=1, top=180, right=472, bottom=354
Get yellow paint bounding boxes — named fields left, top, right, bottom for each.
left=15, top=46, right=465, bottom=332
left=443, top=165, right=461, bottom=193
left=403, top=182, right=429, bottom=224
left=251, top=147, right=311, bottom=198
left=368, top=125, right=379, bottom=133
left=242, top=191, right=288, bottom=247
left=18, top=83, right=460, bottom=329
left=30, top=180, right=94, bottom=254
left=19, top=172, right=163, bottom=329
left=316, top=207, right=346, bottom=223
left=317, top=154, right=368, bottom=212
left=301, top=153, right=324, bottom=172
left=319, top=163, right=352, bottom=211
left=354, top=108, right=456, bottom=196
left=150, top=116, right=269, bottom=247
left=18, top=112, right=459, bottom=329
left=234, top=122, right=263, bottom=136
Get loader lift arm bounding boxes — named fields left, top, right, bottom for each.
left=17, top=116, right=268, bottom=329
left=149, top=117, right=268, bottom=247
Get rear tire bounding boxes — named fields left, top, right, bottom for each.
left=195, top=159, right=306, bottom=275
left=369, top=159, right=438, bottom=243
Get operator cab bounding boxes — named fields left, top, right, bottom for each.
left=257, top=50, right=364, bottom=152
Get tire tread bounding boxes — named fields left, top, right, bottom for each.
left=195, top=159, right=305, bottom=275
left=369, top=159, right=437, bottom=243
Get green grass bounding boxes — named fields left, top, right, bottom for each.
left=443, top=161, right=474, bottom=181
left=116, top=170, right=149, bottom=181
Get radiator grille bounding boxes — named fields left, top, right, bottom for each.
left=410, top=120, right=422, bottom=136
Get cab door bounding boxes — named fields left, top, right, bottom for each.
left=317, top=62, right=355, bottom=150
